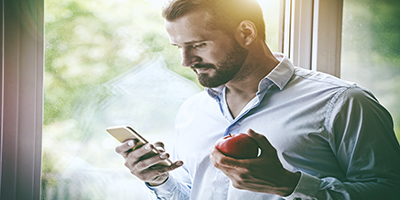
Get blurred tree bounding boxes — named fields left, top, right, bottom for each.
left=343, top=0, right=400, bottom=61
left=368, top=0, right=400, bottom=60
left=44, top=0, right=195, bottom=126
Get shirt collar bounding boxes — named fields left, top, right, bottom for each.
left=206, top=53, right=294, bottom=98
left=265, top=53, right=294, bottom=91
left=206, top=85, right=224, bottom=99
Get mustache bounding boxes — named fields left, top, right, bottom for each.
left=191, top=63, right=216, bottom=69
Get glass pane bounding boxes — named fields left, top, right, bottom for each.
left=42, top=0, right=281, bottom=199
left=341, top=0, right=400, bottom=141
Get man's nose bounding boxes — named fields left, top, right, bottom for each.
left=181, top=49, right=201, bottom=67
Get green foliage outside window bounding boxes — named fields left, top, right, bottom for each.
left=44, top=0, right=193, bottom=126
left=43, top=0, right=194, bottom=199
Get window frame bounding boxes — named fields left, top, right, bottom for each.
left=1, top=0, right=44, bottom=199
left=281, top=0, right=343, bottom=77
left=0, top=0, right=342, bottom=199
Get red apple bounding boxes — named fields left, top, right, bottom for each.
left=215, top=133, right=259, bottom=159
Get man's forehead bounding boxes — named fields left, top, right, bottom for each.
left=165, top=8, right=214, bottom=29
left=166, top=25, right=226, bottom=46
left=164, top=11, right=222, bottom=45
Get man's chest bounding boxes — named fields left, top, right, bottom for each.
left=175, top=97, right=338, bottom=177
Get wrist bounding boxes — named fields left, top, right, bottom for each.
left=275, top=171, right=301, bottom=197
left=146, top=174, right=169, bottom=187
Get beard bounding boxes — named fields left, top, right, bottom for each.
left=191, top=40, right=249, bottom=88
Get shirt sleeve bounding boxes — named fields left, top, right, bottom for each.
left=286, top=86, right=400, bottom=200
left=146, top=174, right=191, bottom=200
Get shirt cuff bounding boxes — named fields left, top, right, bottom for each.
left=146, top=176, right=177, bottom=197
left=284, top=171, right=322, bottom=199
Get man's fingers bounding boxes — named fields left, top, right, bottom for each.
left=138, top=160, right=184, bottom=181
left=210, top=147, right=249, bottom=169
left=247, top=129, right=265, bottom=142
left=153, top=141, right=166, bottom=153
left=115, top=139, right=137, bottom=158
left=153, top=160, right=184, bottom=173
left=135, top=152, right=171, bottom=171
left=247, top=129, right=276, bottom=155
left=126, top=143, right=156, bottom=161
left=114, top=140, right=181, bottom=186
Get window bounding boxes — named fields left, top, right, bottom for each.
left=341, top=0, right=400, bottom=140
left=41, top=0, right=281, bottom=199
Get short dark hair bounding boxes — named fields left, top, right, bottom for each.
left=162, top=0, right=266, bottom=40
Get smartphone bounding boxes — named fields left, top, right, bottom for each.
left=106, top=125, right=172, bottom=166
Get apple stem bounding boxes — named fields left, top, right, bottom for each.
left=229, top=133, right=232, bottom=137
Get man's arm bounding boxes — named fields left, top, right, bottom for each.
left=319, top=86, right=400, bottom=199
left=287, top=87, right=400, bottom=199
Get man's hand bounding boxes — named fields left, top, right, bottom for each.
left=115, top=140, right=183, bottom=186
left=210, top=129, right=300, bottom=197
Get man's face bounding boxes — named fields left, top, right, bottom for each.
left=165, top=9, right=249, bottom=88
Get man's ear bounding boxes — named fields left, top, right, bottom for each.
left=235, top=20, right=258, bottom=47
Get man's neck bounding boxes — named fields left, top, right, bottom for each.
left=225, top=46, right=279, bottom=118
left=226, top=45, right=279, bottom=98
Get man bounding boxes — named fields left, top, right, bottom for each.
left=115, top=0, right=400, bottom=199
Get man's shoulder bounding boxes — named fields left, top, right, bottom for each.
left=288, top=67, right=375, bottom=105
left=292, top=67, right=354, bottom=88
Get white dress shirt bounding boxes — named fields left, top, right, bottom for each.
left=148, top=53, right=400, bottom=199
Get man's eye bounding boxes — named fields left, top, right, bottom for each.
left=192, top=43, right=206, bottom=49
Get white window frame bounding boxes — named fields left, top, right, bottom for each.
left=1, top=0, right=44, bottom=199
left=0, top=0, right=342, bottom=199
left=281, top=0, right=343, bottom=77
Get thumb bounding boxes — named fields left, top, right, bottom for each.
left=247, top=129, right=276, bottom=155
